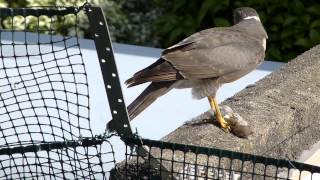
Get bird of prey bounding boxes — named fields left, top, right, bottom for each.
left=121, top=7, right=267, bottom=132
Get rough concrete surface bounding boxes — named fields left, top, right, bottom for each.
left=162, top=44, right=320, bottom=160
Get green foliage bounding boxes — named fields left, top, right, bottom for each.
left=0, top=0, right=129, bottom=40
left=0, top=0, right=7, bottom=8
left=1, top=0, right=319, bottom=62
left=0, top=0, right=88, bottom=37
left=102, top=0, right=161, bottom=46
left=0, top=0, right=158, bottom=44
left=153, top=0, right=320, bottom=62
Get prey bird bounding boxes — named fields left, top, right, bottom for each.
left=111, top=7, right=267, bottom=132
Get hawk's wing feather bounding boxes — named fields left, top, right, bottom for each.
left=125, top=59, right=183, bottom=87
left=126, top=26, right=265, bottom=86
left=162, top=27, right=265, bottom=79
left=163, top=27, right=229, bottom=54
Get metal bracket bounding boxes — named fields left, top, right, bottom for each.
left=86, top=6, right=133, bottom=139
left=86, top=6, right=173, bottom=179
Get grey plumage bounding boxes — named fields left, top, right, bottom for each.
left=124, top=7, right=267, bottom=122
left=127, top=81, right=174, bottom=120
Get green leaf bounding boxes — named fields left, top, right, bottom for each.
left=267, top=46, right=282, bottom=60
left=283, top=52, right=297, bottom=61
left=281, top=28, right=295, bottom=39
left=311, top=20, right=320, bottom=28
left=306, top=5, right=320, bottom=15
left=172, top=0, right=187, bottom=11
left=290, top=0, right=304, bottom=15
left=301, top=14, right=311, bottom=25
left=271, top=15, right=284, bottom=24
left=295, top=38, right=309, bottom=47
left=282, top=38, right=293, bottom=49
left=168, top=27, right=184, bottom=45
left=213, top=17, right=230, bottom=27
left=309, top=29, right=320, bottom=42
left=258, top=11, right=267, bottom=23
left=183, top=15, right=193, bottom=28
left=197, top=0, right=220, bottom=24
left=266, top=5, right=278, bottom=14
left=283, top=16, right=298, bottom=26
left=269, top=25, right=279, bottom=32
left=156, top=15, right=179, bottom=34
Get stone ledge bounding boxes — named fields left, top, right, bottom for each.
left=161, top=44, right=320, bottom=160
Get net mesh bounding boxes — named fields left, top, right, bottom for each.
left=112, top=137, right=320, bottom=180
left=0, top=6, right=114, bottom=179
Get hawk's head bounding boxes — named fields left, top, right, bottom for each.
left=233, top=7, right=260, bottom=24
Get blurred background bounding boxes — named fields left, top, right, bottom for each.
left=1, top=0, right=320, bottom=62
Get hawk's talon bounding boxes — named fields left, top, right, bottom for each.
left=217, top=115, right=231, bottom=132
left=208, top=96, right=232, bottom=132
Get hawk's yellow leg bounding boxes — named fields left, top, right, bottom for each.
left=208, top=96, right=231, bottom=132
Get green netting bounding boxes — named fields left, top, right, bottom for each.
left=0, top=5, right=115, bottom=179
left=111, top=137, right=320, bottom=180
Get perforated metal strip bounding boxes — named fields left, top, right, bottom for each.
left=86, top=6, right=174, bottom=179
left=86, top=6, right=133, bottom=138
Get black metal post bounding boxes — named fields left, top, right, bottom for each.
left=86, top=6, right=173, bottom=179
left=86, top=6, right=133, bottom=138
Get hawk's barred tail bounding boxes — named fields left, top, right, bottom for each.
left=128, top=81, right=175, bottom=120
